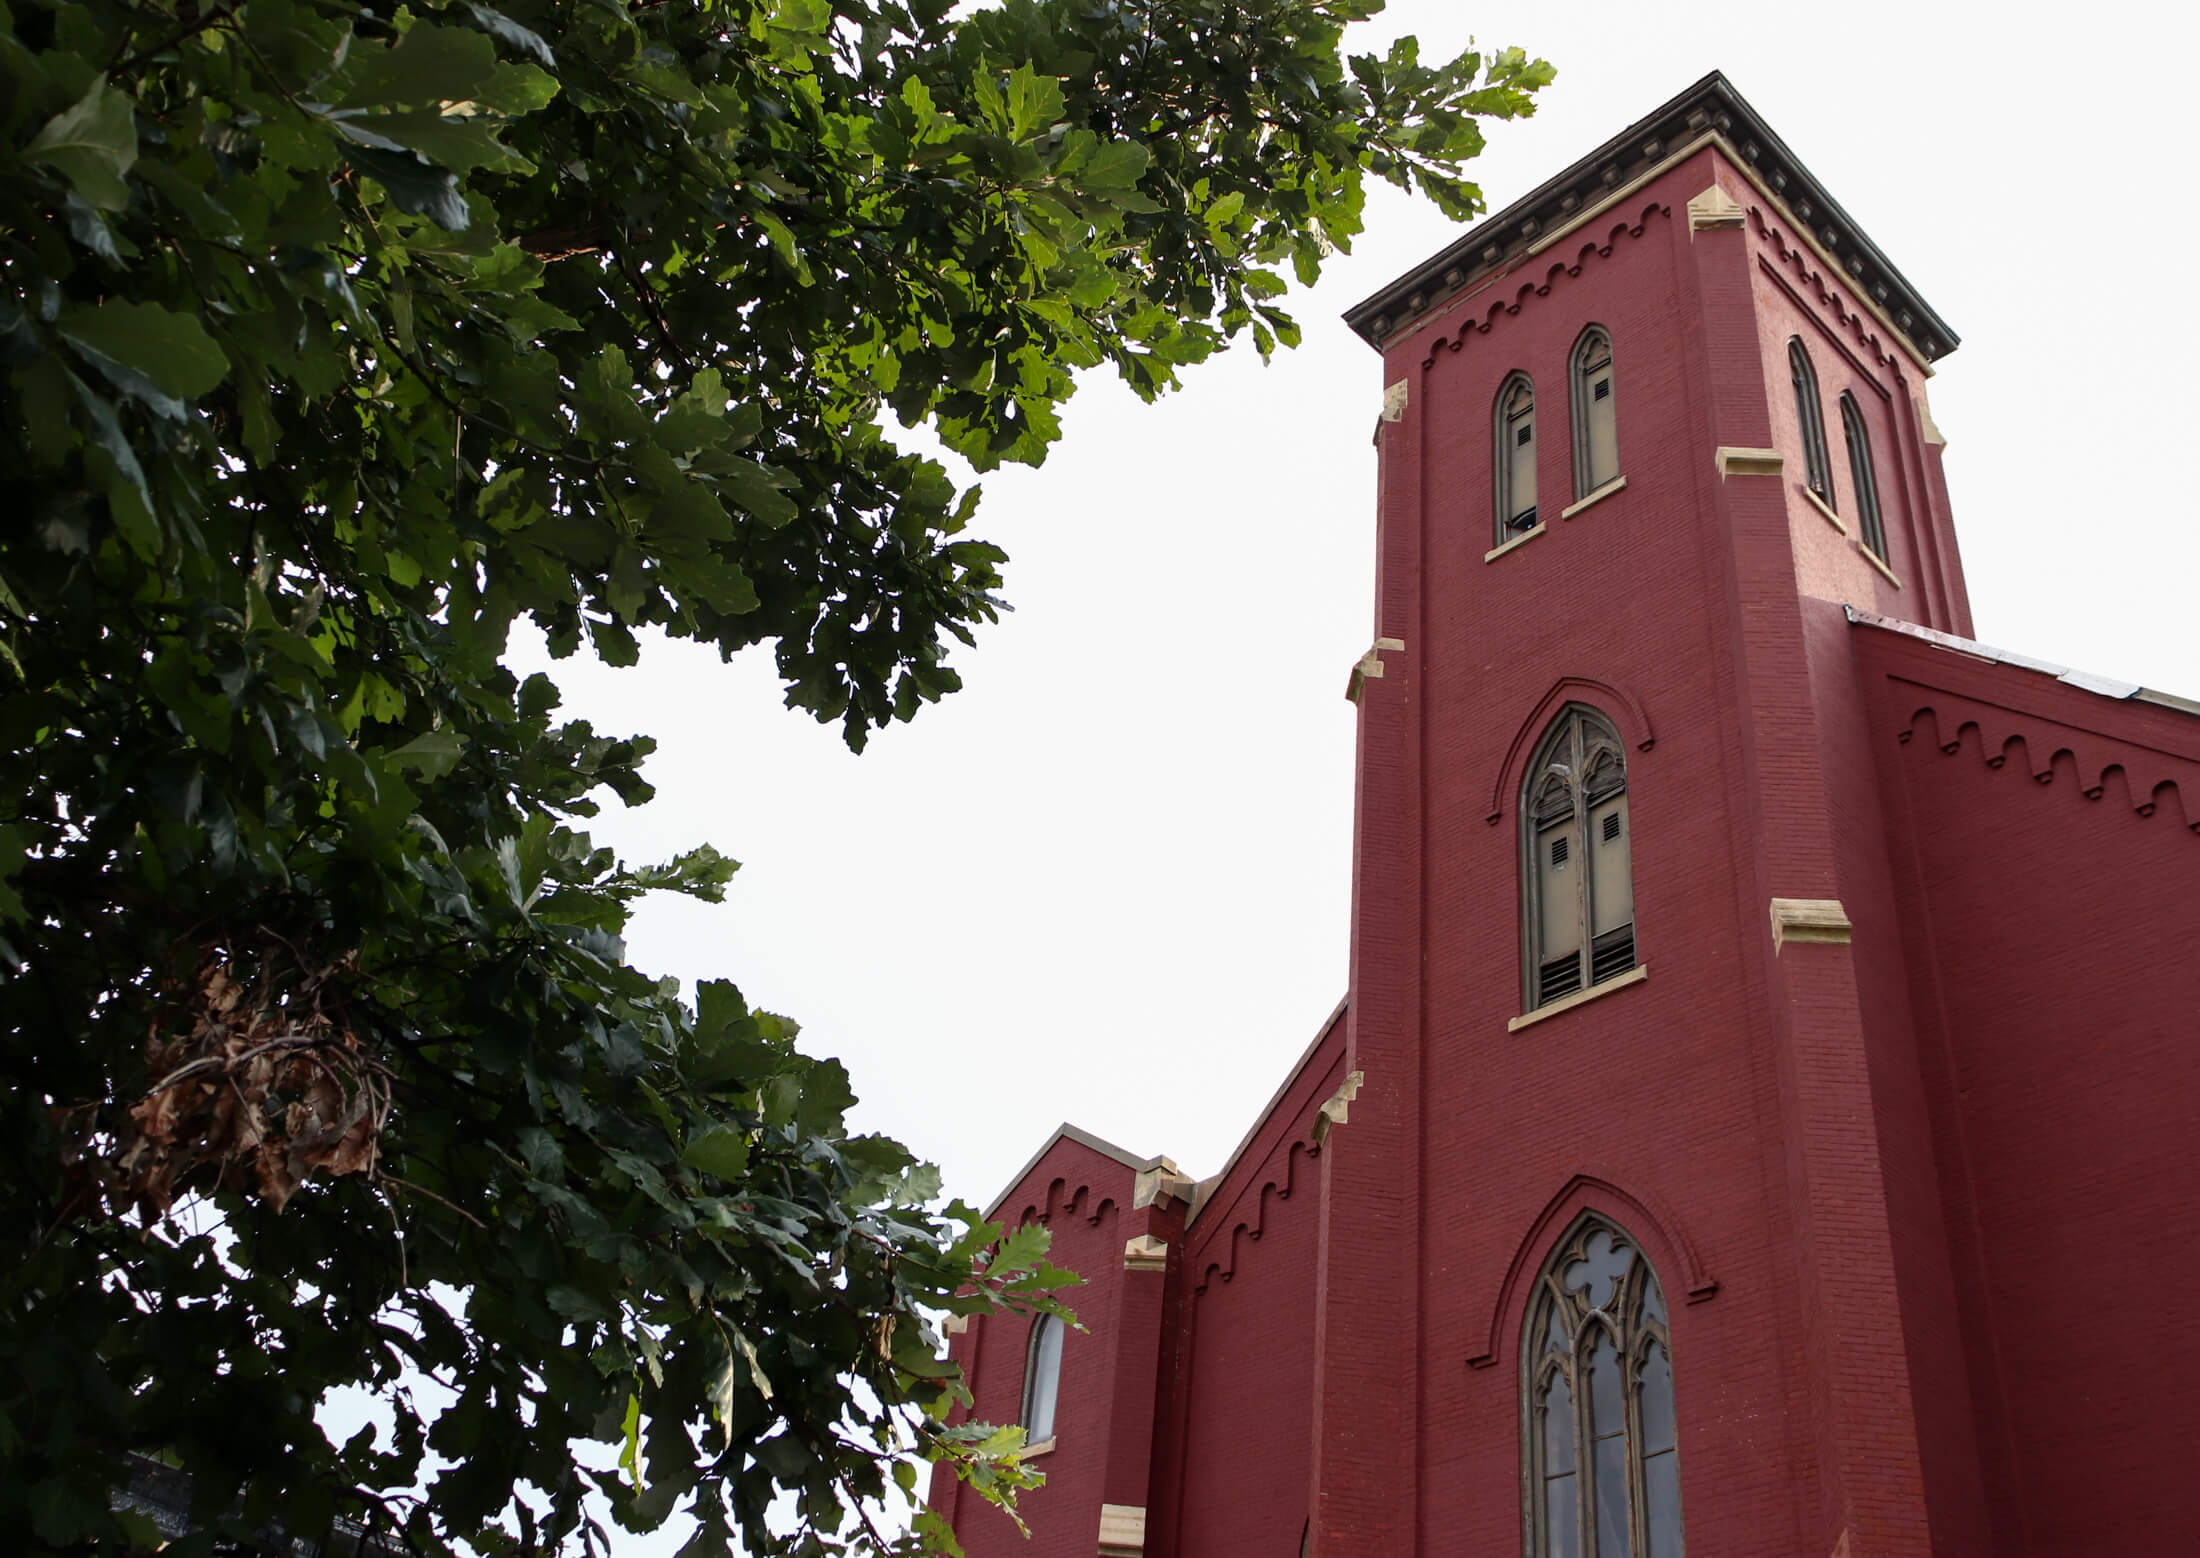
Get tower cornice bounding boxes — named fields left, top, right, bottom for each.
left=1344, top=71, right=1959, bottom=366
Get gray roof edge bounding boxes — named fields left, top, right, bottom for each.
left=1845, top=607, right=2199, bottom=715
left=1343, top=71, right=1958, bottom=363
left=1187, top=993, right=1350, bottom=1230
left=980, top=1121, right=1170, bottom=1225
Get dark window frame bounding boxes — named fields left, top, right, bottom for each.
left=1495, top=371, right=1540, bottom=544
left=1787, top=339, right=1835, bottom=505
left=1021, top=1312, right=1063, bottom=1443
left=1839, top=392, right=1887, bottom=560
left=1521, top=1213, right=1684, bottom=1558
left=1521, top=706, right=1636, bottom=1011
left=1570, top=326, right=1620, bottom=498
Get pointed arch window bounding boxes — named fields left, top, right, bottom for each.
left=1523, top=707, right=1634, bottom=1010
left=1571, top=328, right=1620, bottom=497
left=1496, top=373, right=1539, bottom=541
left=1840, top=393, right=1887, bottom=561
left=1524, top=1215, right=1682, bottom=1558
left=1021, top=1313, right=1063, bottom=1444
left=1788, top=339, right=1834, bottom=505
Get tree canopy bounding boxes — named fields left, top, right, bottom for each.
left=0, top=0, right=1546, bottom=1552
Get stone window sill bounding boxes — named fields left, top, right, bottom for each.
left=1856, top=541, right=1902, bottom=587
left=1507, top=965, right=1649, bottom=1032
left=1801, top=485, right=1847, bottom=535
left=1560, top=475, right=1628, bottom=520
left=1022, top=1437, right=1058, bottom=1459
left=1485, top=524, right=1545, bottom=563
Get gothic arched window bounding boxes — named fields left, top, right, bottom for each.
left=1495, top=373, right=1539, bottom=542
left=1788, top=339, right=1834, bottom=504
left=1523, top=1215, right=1682, bottom=1558
left=1571, top=327, right=1620, bottom=497
left=1022, top=1313, right=1063, bottom=1444
left=1523, top=707, right=1634, bottom=1010
left=1840, top=393, right=1887, bottom=561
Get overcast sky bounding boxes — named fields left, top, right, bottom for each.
left=521, top=0, right=2200, bottom=1235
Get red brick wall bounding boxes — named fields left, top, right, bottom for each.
left=938, top=1138, right=1136, bottom=1558
left=1150, top=1013, right=1343, bottom=1558
left=1861, top=629, right=2200, bottom=1552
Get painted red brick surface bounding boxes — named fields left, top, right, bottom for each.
left=935, top=97, right=2200, bottom=1558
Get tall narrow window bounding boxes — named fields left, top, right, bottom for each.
left=1496, top=373, right=1539, bottom=542
left=1571, top=327, right=1619, bottom=497
left=1022, top=1313, right=1063, bottom=1444
left=1788, top=339, right=1834, bottom=504
left=1523, top=707, right=1635, bottom=1010
left=1523, top=1215, right=1682, bottom=1558
left=1840, top=393, right=1887, bottom=561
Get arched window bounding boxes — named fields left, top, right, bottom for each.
left=1495, top=373, right=1539, bottom=542
left=1788, top=339, right=1834, bottom=505
left=1523, top=707, right=1634, bottom=1010
left=1021, top=1313, right=1064, bottom=1443
left=1840, top=393, right=1887, bottom=561
left=1571, top=328, right=1619, bottom=497
left=1523, top=1215, right=1681, bottom=1558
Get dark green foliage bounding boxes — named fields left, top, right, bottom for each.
left=0, top=0, right=1545, bottom=1551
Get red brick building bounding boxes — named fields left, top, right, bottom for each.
left=929, top=73, right=2200, bottom=1558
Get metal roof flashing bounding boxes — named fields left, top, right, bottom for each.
left=1344, top=72, right=1958, bottom=367
left=1845, top=608, right=2200, bottom=718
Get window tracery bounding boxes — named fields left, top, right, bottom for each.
left=1524, top=1215, right=1681, bottom=1558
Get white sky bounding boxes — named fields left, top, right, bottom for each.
left=527, top=0, right=2200, bottom=1237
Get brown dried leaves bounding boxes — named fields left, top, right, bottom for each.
left=86, top=953, right=391, bottom=1217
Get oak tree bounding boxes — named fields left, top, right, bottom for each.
left=0, top=0, right=1546, bottom=1551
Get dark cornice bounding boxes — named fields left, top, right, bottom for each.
left=1344, top=71, right=1959, bottom=363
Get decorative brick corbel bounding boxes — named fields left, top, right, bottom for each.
left=1346, top=638, right=1406, bottom=704
left=1122, top=1234, right=1168, bottom=1273
left=1769, top=898, right=1852, bottom=952
left=1686, top=184, right=1746, bottom=235
left=1311, top=1069, right=1366, bottom=1147
left=1131, top=1162, right=1195, bottom=1210
left=1098, top=1504, right=1147, bottom=1558
left=1714, top=446, right=1783, bottom=479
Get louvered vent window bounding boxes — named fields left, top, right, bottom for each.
left=1591, top=928, right=1636, bottom=986
left=1496, top=373, right=1539, bottom=541
left=1523, top=707, right=1637, bottom=1012
left=1572, top=327, right=1620, bottom=497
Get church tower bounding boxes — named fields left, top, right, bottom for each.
left=937, top=71, right=2200, bottom=1558
left=1318, top=71, right=1981, bottom=1558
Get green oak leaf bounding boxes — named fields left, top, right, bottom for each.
left=24, top=75, right=137, bottom=211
